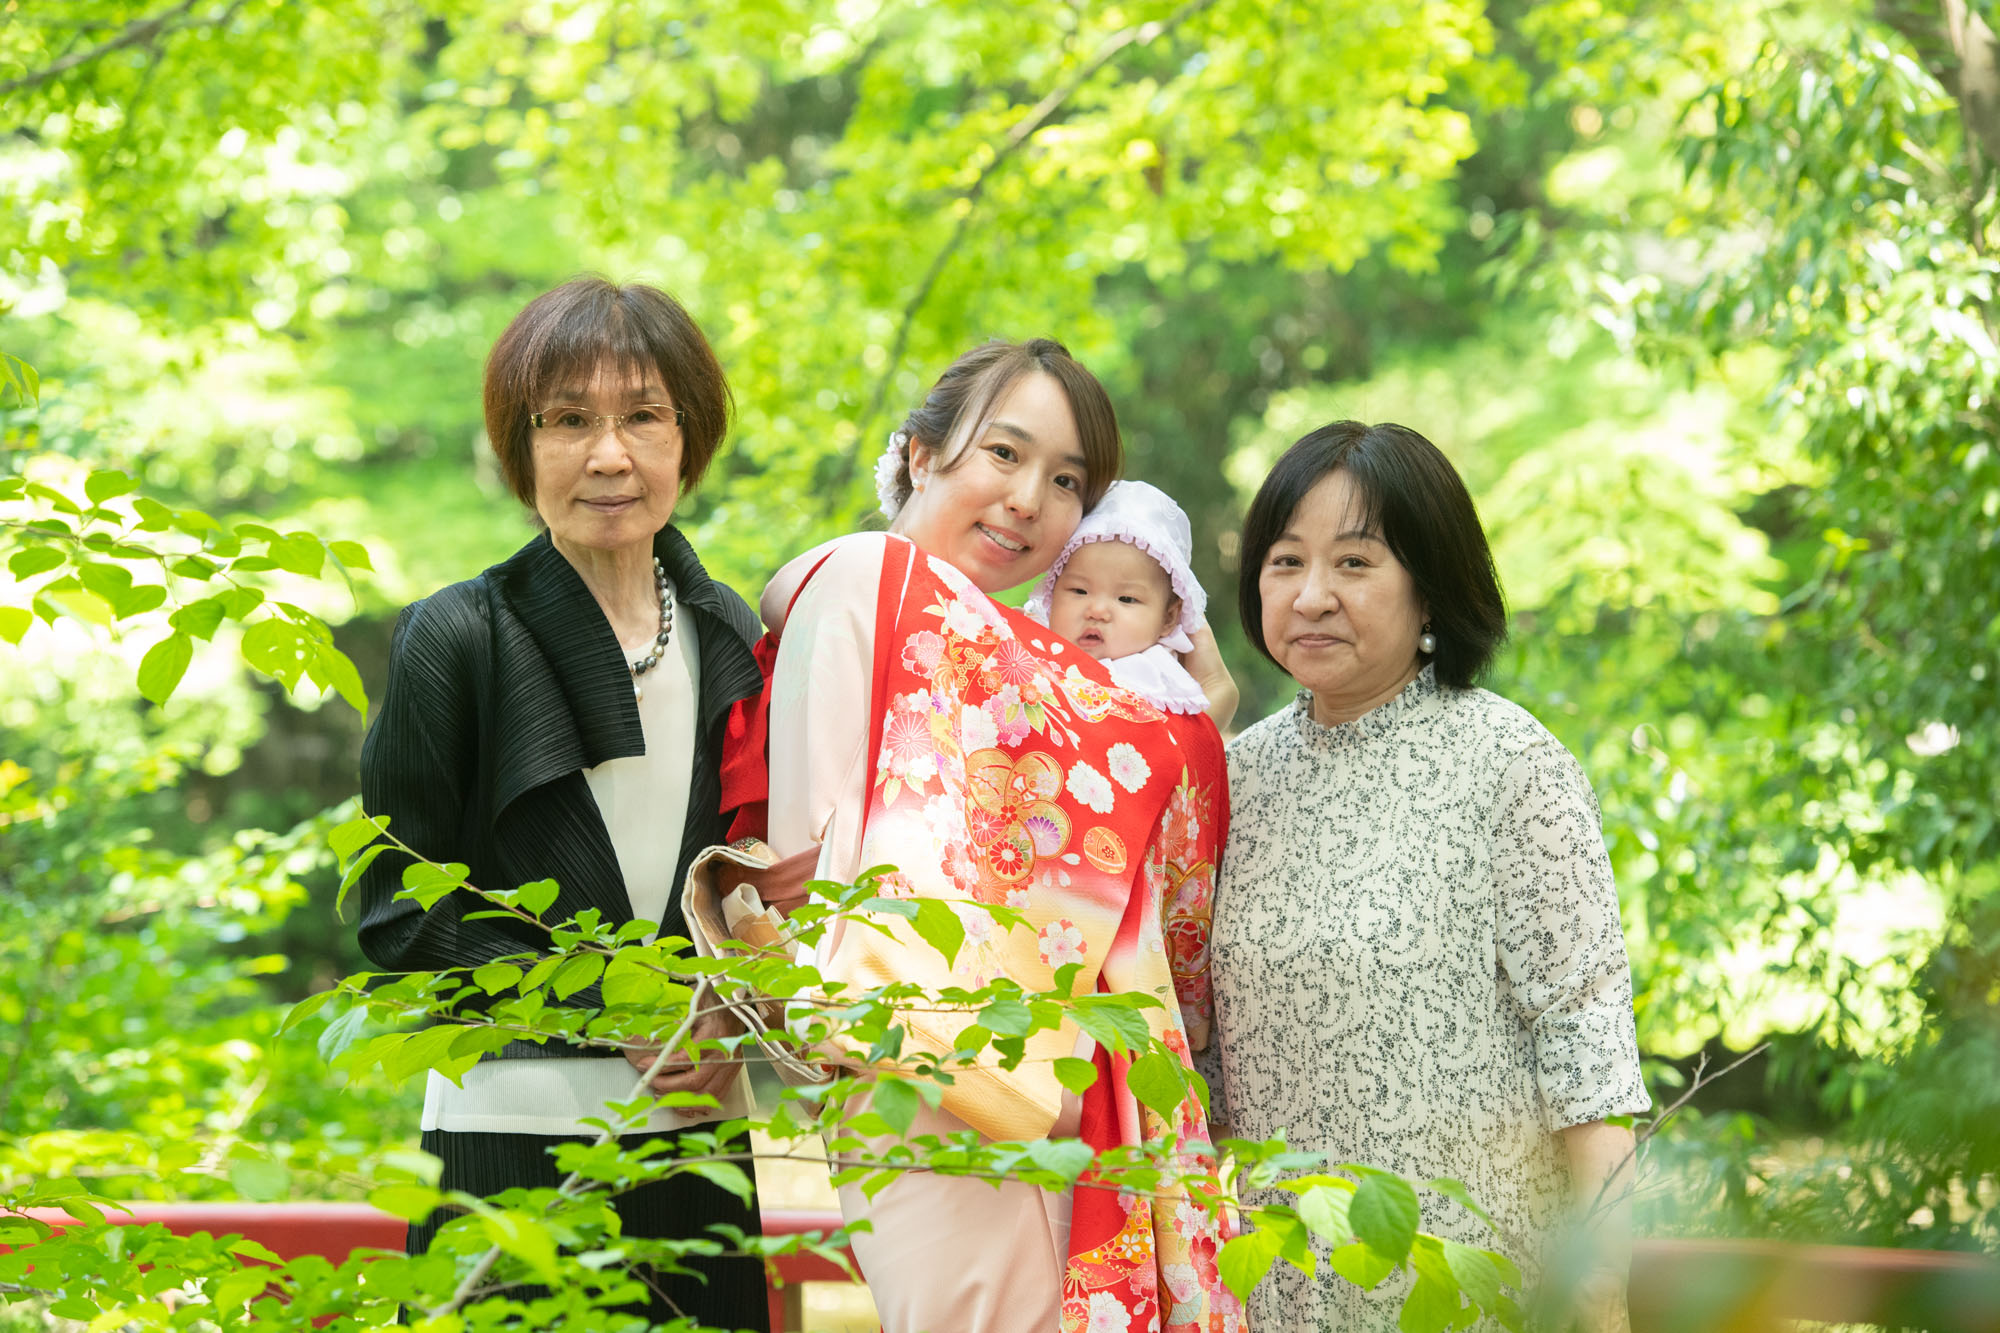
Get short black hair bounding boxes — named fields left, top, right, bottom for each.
left=1237, top=420, right=1506, bottom=688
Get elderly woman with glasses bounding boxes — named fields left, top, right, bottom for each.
left=354, top=276, right=769, bottom=1329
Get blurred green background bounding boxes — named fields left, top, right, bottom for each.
left=3, top=0, right=1996, bottom=1255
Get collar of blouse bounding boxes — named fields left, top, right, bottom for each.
left=1292, top=662, right=1443, bottom=751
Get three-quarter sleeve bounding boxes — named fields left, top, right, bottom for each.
left=766, top=536, right=882, bottom=886
left=1491, top=740, right=1650, bottom=1131
left=355, top=599, right=533, bottom=975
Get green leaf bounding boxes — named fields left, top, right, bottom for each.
left=0, top=606, right=29, bottom=645
left=1069, top=1000, right=1151, bottom=1054
left=241, top=616, right=312, bottom=689
left=7, top=547, right=63, bottom=578
left=336, top=843, right=391, bottom=917
left=77, top=560, right=133, bottom=606
left=1298, top=1183, right=1355, bottom=1244
left=131, top=496, right=174, bottom=531
left=516, top=877, right=560, bottom=916
left=871, top=1076, right=920, bottom=1135
left=84, top=470, right=138, bottom=504
left=314, top=641, right=367, bottom=711
left=909, top=897, right=965, bottom=966
left=480, top=1212, right=560, bottom=1282
left=168, top=596, right=230, bottom=640
left=549, top=952, right=605, bottom=999
left=1397, top=1268, right=1463, bottom=1333
left=1218, top=1228, right=1283, bottom=1300
left=472, top=963, right=523, bottom=995
left=1439, top=1239, right=1503, bottom=1314
left=601, top=953, right=665, bottom=1005
left=1349, top=1171, right=1421, bottom=1263
left=329, top=539, right=374, bottom=570
left=229, top=1238, right=284, bottom=1264
left=271, top=533, right=326, bottom=577
left=1328, top=1240, right=1399, bottom=1290
left=368, top=1184, right=443, bottom=1222
left=330, top=813, right=388, bottom=862
left=109, top=583, right=166, bottom=619
left=209, top=1269, right=271, bottom=1313
left=1424, top=1177, right=1497, bottom=1232
left=171, top=554, right=221, bottom=579
left=2, top=353, right=39, bottom=406
left=136, top=632, right=193, bottom=706
left=399, top=860, right=469, bottom=909
left=227, top=1155, right=291, bottom=1202
left=1023, top=1138, right=1093, bottom=1181
left=1052, top=1056, right=1098, bottom=1094
left=24, top=482, right=79, bottom=515
left=681, top=1160, right=756, bottom=1205
left=976, top=996, right=1032, bottom=1036
left=1125, top=1049, right=1187, bottom=1123
left=317, top=1006, right=370, bottom=1064
left=519, top=955, right=563, bottom=993
left=277, top=989, right=336, bottom=1034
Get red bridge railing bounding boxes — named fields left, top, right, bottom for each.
left=20, top=1204, right=2000, bottom=1332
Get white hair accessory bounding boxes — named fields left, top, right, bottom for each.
left=875, top=429, right=911, bottom=520
left=1023, top=480, right=1206, bottom=653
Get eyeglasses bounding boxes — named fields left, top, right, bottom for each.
left=528, top=404, right=685, bottom=449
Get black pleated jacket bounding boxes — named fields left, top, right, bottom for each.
left=354, top=525, right=764, bottom=1058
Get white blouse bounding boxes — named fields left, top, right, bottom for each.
left=422, top=602, right=750, bottom=1135
left=1207, top=666, right=1648, bottom=1330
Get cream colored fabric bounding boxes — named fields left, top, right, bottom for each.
left=424, top=602, right=749, bottom=1136
left=836, top=1098, right=1080, bottom=1333
left=765, top=534, right=1076, bottom=1332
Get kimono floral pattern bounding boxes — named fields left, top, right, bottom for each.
left=836, top=540, right=1239, bottom=1332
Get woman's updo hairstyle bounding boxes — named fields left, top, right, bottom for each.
left=879, top=338, right=1122, bottom=519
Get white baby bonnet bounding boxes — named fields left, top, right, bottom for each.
left=1025, top=480, right=1207, bottom=652
left=1024, top=480, right=1211, bottom=716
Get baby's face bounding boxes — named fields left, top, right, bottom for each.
left=1048, top=539, right=1180, bottom=661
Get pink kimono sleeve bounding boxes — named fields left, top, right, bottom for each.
left=765, top=535, right=884, bottom=889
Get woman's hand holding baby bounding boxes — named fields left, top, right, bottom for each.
left=1180, top=624, right=1239, bottom=732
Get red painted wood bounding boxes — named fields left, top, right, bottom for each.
left=21, top=1204, right=2000, bottom=1332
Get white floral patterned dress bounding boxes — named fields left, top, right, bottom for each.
left=1205, top=666, right=1649, bottom=1332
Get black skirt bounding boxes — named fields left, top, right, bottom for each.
left=408, top=1125, right=770, bottom=1331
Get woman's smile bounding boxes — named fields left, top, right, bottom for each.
left=975, top=521, right=1030, bottom=554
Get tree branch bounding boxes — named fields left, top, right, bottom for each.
left=0, top=0, right=207, bottom=100
left=826, top=0, right=1223, bottom=511
left=427, top=979, right=714, bottom=1319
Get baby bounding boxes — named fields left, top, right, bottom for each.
left=1026, top=479, right=1227, bottom=1052
left=1025, top=480, right=1217, bottom=721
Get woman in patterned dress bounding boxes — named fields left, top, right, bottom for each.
left=761, top=339, right=1244, bottom=1332
left=1206, top=421, right=1650, bottom=1333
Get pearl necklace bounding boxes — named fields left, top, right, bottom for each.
left=629, top=557, right=675, bottom=700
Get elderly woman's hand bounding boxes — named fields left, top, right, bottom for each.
left=623, top=1006, right=748, bottom=1115
left=1179, top=623, right=1240, bottom=732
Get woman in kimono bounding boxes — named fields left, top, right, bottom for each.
left=761, top=338, right=1242, bottom=1332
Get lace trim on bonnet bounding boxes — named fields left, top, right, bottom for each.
left=1024, top=480, right=1211, bottom=715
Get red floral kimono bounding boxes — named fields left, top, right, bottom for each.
left=750, top=534, right=1242, bottom=1332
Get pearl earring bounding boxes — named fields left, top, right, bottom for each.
left=1418, top=622, right=1437, bottom=655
